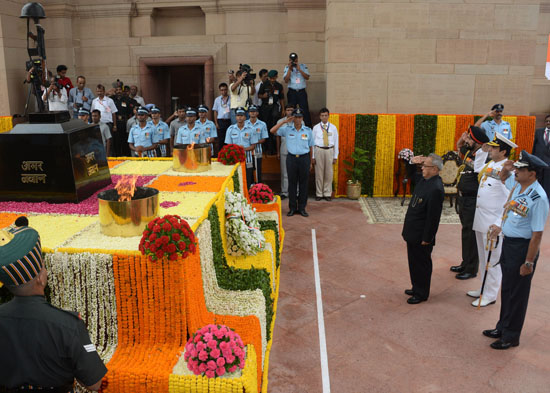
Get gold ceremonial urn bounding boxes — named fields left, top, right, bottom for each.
left=97, top=187, right=159, bottom=237
left=173, top=144, right=211, bottom=173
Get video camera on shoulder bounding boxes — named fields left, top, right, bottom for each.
left=239, top=63, right=256, bottom=83
left=25, top=59, right=43, bottom=80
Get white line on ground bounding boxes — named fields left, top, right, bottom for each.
left=311, top=229, right=331, bottom=393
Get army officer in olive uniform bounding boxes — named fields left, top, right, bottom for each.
left=0, top=217, right=107, bottom=391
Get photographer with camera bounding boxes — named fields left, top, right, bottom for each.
left=68, top=76, right=94, bottom=119
left=283, top=52, right=311, bottom=127
left=55, top=64, right=73, bottom=91
left=259, top=69, right=285, bottom=155
left=41, top=75, right=68, bottom=111
left=229, top=64, right=256, bottom=124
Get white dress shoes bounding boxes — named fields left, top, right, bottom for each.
left=472, top=298, right=496, bottom=307
left=467, top=290, right=481, bottom=298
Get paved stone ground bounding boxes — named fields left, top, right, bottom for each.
left=268, top=198, right=550, bottom=393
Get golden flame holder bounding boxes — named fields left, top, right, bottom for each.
left=97, top=187, right=159, bottom=237
left=173, top=144, right=211, bottom=173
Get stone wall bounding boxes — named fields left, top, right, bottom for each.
left=326, top=0, right=550, bottom=118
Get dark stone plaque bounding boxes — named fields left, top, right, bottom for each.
left=0, top=114, right=111, bottom=203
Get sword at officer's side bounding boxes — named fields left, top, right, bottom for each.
left=477, top=231, right=500, bottom=310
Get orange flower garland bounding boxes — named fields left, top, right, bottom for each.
left=336, top=114, right=357, bottom=196
left=393, top=115, right=415, bottom=195
left=454, top=115, right=474, bottom=148
left=105, top=252, right=187, bottom=392
left=0, top=213, right=23, bottom=229
left=108, top=160, right=125, bottom=169
left=515, top=116, right=536, bottom=154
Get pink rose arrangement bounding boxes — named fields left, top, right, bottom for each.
left=139, top=215, right=196, bottom=262
left=184, top=324, right=246, bottom=378
left=248, top=183, right=274, bottom=204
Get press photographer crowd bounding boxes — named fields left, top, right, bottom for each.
left=22, top=52, right=340, bottom=216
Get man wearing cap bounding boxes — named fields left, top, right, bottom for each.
left=482, top=151, right=549, bottom=349
left=532, top=114, right=550, bottom=202
left=258, top=70, right=285, bottom=155
left=170, top=106, right=187, bottom=152
left=283, top=53, right=311, bottom=127
left=149, top=107, right=170, bottom=157
left=402, top=154, right=445, bottom=304
left=91, top=109, right=112, bottom=157
left=175, top=108, right=202, bottom=146
left=475, top=104, right=513, bottom=142
left=212, top=83, right=231, bottom=152
left=467, top=134, right=517, bottom=307
left=225, top=107, right=257, bottom=188
left=0, top=219, right=107, bottom=391
left=196, top=104, right=218, bottom=156
left=246, top=105, right=269, bottom=183
left=78, top=108, right=91, bottom=124
left=275, top=104, right=299, bottom=200
left=451, top=126, right=490, bottom=280
left=270, top=108, right=314, bottom=217
left=68, top=76, right=94, bottom=119
left=128, top=107, right=157, bottom=157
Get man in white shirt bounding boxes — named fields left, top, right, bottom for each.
left=41, top=76, right=68, bottom=111
left=312, top=107, right=339, bottom=201
left=229, top=69, right=255, bottom=124
left=91, top=84, right=118, bottom=139
left=212, top=83, right=231, bottom=153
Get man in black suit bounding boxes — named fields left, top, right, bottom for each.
left=532, top=114, right=550, bottom=202
left=402, top=153, right=445, bottom=304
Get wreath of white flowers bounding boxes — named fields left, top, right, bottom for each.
left=225, top=190, right=265, bottom=256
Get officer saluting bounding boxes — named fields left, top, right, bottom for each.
left=225, top=107, right=257, bottom=188
left=270, top=108, right=314, bottom=217
left=482, top=151, right=549, bottom=349
left=0, top=218, right=107, bottom=391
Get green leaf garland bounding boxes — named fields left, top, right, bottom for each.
left=355, top=115, right=378, bottom=196
left=413, top=115, right=437, bottom=157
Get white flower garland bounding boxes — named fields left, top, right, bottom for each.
left=196, top=220, right=267, bottom=366
left=224, top=190, right=265, bottom=256
left=44, top=252, right=118, bottom=363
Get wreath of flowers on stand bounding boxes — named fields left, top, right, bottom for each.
left=225, top=190, right=265, bottom=256
left=248, top=183, right=274, bottom=204
left=139, top=215, right=197, bottom=261
left=217, top=144, right=245, bottom=165
left=398, top=148, right=414, bottom=164
left=183, top=324, right=246, bottom=378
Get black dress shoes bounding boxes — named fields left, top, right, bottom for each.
left=482, top=329, right=502, bottom=339
left=450, top=265, right=465, bottom=273
left=490, top=339, right=519, bottom=350
left=324, top=197, right=332, bottom=201
left=287, top=210, right=296, bottom=216
left=299, top=210, right=309, bottom=217
left=280, top=195, right=287, bottom=200
left=407, top=296, right=426, bottom=304
left=315, top=197, right=322, bottom=201
left=404, top=289, right=414, bottom=296
left=456, top=272, right=476, bottom=280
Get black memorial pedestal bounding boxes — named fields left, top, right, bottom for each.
left=0, top=111, right=112, bottom=203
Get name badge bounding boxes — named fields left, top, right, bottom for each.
left=328, top=132, right=333, bottom=136
left=145, top=133, right=150, bottom=138
left=121, top=102, right=127, bottom=107
left=301, top=133, right=308, bottom=140
left=289, top=134, right=295, bottom=137
left=268, top=96, right=274, bottom=105
left=295, top=78, right=301, bottom=84
left=274, top=90, right=279, bottom=95
left=256, top=128, right=261, bottom=133
left=244, top=133, right=250, bottom=138
left=194, top=134, right=199, bottom=139
left=232, top=132, right=239, bottom=137
left=225, top=107, right=230, bottom=113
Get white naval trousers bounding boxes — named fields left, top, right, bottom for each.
left=474, top=230, right=503, bottom=302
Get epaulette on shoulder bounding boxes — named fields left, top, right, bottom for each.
left=47, top=303, right=82, bottom=320
left=531, top=191, right=541, bottom=201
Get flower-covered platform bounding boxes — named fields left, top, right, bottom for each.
left=0, top=158, right=283, bottom=393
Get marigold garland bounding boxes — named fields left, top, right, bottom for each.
left=149, top=175, right=226, bottom=193
left=373, top=115, right=396, bottom=197
left=329, top=114, right=340, bottom=194
left=515, top=116, right=536, bottom=154
left=336, top=114, right=356, bottom=196
left=393, top=114, right=415, bottom=195
left=435, top=115, right=456, bottom=156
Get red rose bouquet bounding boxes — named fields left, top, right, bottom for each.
left=184, top=324, right=246, bottom=378
left=217, top=144, right=245, bottom=165
left=139, top=215, right=197, bottom=262
left=249, top=183, right=274, bottom=204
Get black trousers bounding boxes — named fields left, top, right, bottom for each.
left=254, top=157, right=263, bottom=184
left=496, top=237, right=538, bottom=343
left=457, top=195, right=479, bottom=274
left=245, top=167, right=254, bottom=190
left=113, top=121, right=129, bottom=157
left=287, top=89, right=311, bottom=127
left=260, top=104, right=280, bottom=154
left=407, top=242, right=434, bottom=300
left=217, top=119, right=231, bottom=154
left=286, top=154, right=310, bottom=211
